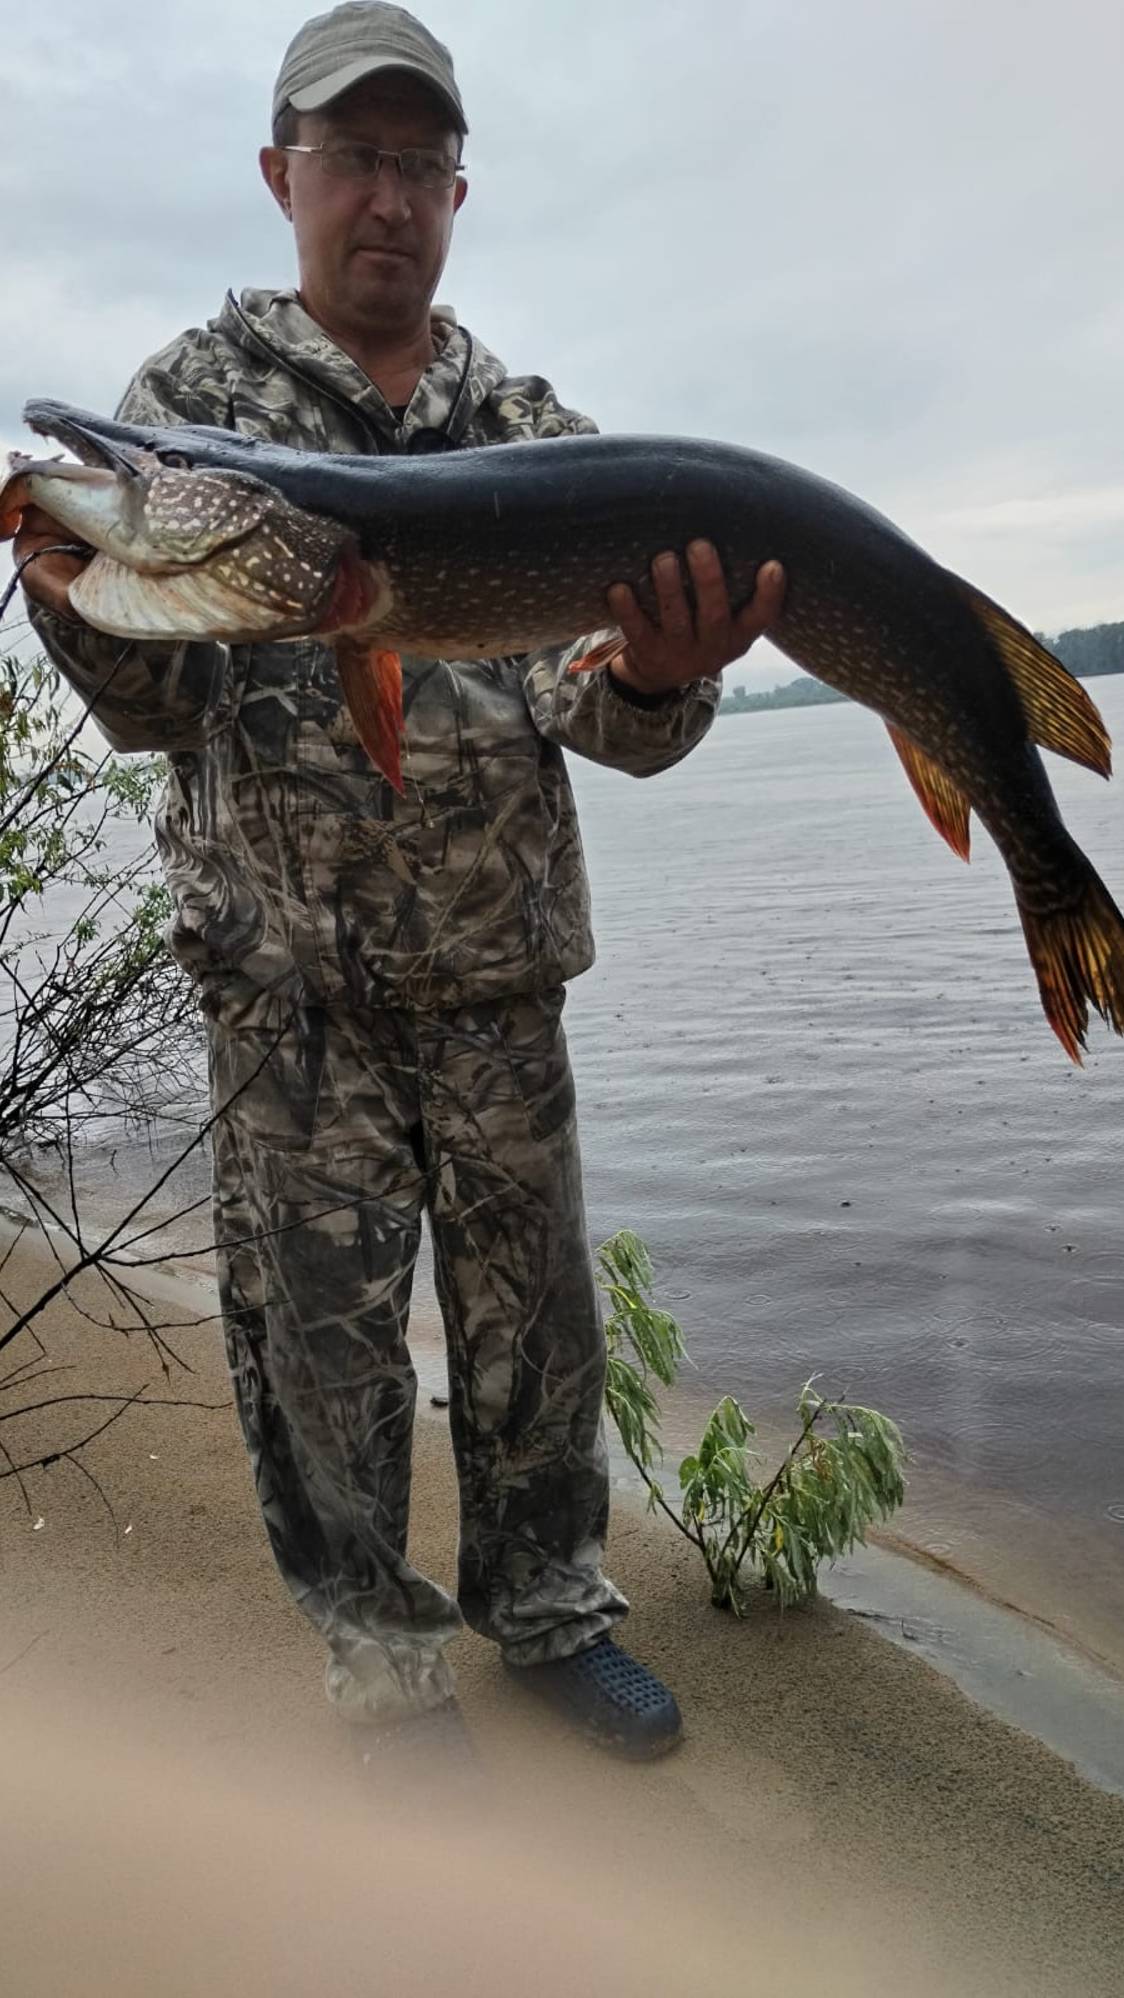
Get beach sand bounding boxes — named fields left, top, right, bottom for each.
left=3, top=1224, right=1123, bottom=1996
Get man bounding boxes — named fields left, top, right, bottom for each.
left=18, top=2, right=784, bottom=1758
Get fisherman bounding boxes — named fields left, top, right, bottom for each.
left=17, top=1, right=785, bottom=1757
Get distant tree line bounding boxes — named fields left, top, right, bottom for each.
left=719, top=620, right=1124, bottom=716
left=719, top=678, right=845, bottom=715
left=1040, top=621, right=1124, bottom=679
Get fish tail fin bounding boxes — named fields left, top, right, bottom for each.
left=334, top=639, right=405, bottom=795
left=951, top=574, right=1112, bottom=778
left=1016, top=865, right=1124, bottom=1064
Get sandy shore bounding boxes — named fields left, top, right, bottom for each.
left=3, top=1224, right=1124, bottom=1996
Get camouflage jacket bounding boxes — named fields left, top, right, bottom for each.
left=30, top=287, right=719, bottom=1012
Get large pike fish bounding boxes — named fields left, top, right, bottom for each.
left=3, top=396, right=1123, bottom=1064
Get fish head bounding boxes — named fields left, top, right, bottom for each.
left=5, top=413, right=392, bottom=643
left=2, top=441, right=385, bottom=643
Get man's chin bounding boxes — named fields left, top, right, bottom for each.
left=344, top=270, right=426, bottom=327
left=341, top=281, right=425, bottom=327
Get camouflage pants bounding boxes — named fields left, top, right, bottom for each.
left=206, top=981, right=626, bottom=1719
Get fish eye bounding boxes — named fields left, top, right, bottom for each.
left=159, top=450, right=193, bottom=470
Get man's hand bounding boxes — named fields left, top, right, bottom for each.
left=606, top=542, right=785, bottom=697
left=11, top=505, right=91, bottom=622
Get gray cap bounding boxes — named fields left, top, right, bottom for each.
left=272, top=3, right=467, bottom=134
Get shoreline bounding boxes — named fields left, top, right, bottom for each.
left=7, top=1182, right=1124, bottom=1776
left=718, top=660, right=1124, bottom=716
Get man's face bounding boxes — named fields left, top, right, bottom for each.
left=262, top=73, right=468, bottom=339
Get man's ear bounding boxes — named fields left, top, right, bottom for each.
left=259, top=147, right=293, bottom=220
left=452, top=174, right=468, bottom=216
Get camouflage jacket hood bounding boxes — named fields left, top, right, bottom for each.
left=212, top=286, right=508, bottom=451
left=31, top=286, right=720, bottom=1014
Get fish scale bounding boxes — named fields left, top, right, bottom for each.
left=5, top=397, right=1124, bottom=1063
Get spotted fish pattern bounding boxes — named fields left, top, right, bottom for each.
left=136, top=465, right=350, bottom=619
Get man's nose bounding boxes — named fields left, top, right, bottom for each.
left=364, top=164, right=412, bottom=225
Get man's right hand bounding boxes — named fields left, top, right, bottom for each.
left=11, top=505, right=91, bottom=622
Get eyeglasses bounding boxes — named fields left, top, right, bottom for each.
left=282, top=143, right=461, bottom=190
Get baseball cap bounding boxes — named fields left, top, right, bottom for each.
left=272, top=2, right=467, bottom=135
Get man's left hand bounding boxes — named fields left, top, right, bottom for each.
left=606, top=542, right=785, bottom=697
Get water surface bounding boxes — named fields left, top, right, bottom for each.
left=565, top=679, right=1124, bottom=1673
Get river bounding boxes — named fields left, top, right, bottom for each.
left=567, top=677, right=1124, bottom=1677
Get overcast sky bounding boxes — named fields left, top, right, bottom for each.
left=3, top=0, right=1123, bottom=686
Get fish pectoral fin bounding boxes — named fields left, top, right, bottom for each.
left=952, top=575, right=1112, bottom=779
left=566, top=631, right=628, bottom=676
left=885, top=724, right=972, bottom=861
left=334, top=639, right=405, bottom=796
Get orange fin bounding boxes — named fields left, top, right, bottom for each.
left=885, top=723, right=971, bottom=861
left=567, top=632, right=628, bottom=676
left=334, top=639, right=405, bottom=794
left=1016, top=868, right=1124, bottom=1065
left=951, top=574, right=1112, bottom=779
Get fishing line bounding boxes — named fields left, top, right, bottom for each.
left=0, top=546, right=87, bottom=627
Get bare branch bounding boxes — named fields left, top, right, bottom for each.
left=0, top=1390, right=228, bottom=1421
left=0, top=1382, right=228, bottom=1479
left=62, top=1447, right=122, bottom=1538
left=0, top=1424, right=35, bottom=1516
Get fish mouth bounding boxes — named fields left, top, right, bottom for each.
left=23, top=409, right=146, bottom=471
left=64, top=430, right=151, bottom=482
left=23, top=402, right=235, bottom=481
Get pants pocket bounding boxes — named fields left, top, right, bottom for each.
left=208, top=1006, right=328, bottom=1154
left=499, top=988, right=577, bottom=1144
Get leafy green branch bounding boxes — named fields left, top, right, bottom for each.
left=0, top=654, right=200, bottom=1152
left=598, top=1229, right=907, bottom=1613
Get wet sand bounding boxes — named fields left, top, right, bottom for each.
left=3, top=1226, right=1124, bottom=1996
